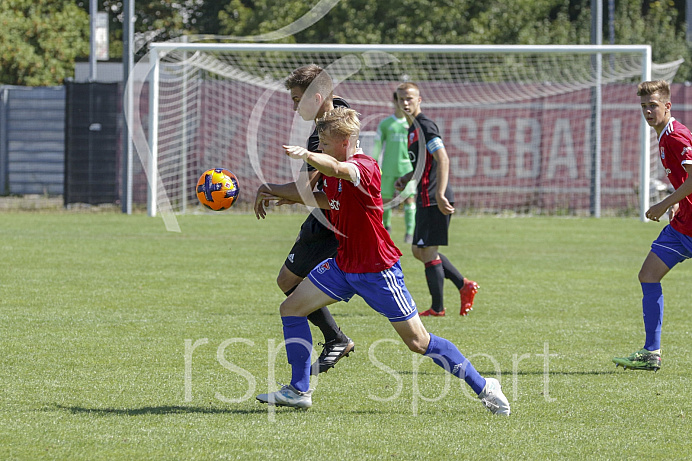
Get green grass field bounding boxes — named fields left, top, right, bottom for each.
left=1, top=211, right=690, bottom=460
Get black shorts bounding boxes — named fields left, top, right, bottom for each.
left=284, top=214, right=339, bottom=278
left=413, top=205, right=451, bottom=247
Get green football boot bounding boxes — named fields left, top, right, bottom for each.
left=613, top=349, right=661, bottom=372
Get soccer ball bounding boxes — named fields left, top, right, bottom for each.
left=196, top=168, right=240, bottom=211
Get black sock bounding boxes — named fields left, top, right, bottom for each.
left=284, top=287, right=344, bottom=343
left=424, top=259, right=445, bottom=312
left=306, top=307, right=343, bottom=343
left=438, top=253, right=465, bottom=290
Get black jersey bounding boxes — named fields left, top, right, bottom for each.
left=302, top=97, right=350, bottom=231
left=306, top=97, right=350, bottom=161
left=407, top=112, right=454, bottom=207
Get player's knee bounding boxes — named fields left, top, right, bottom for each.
left=279, top=298, right=299, bottom=317
left=411, top=247, right=424, bottom=261
left=638, top=262, right=665, bottom=283
left=409, top=341, right=428, bottom=355
left=277, top=268, right=300, bottom=293
left=637, top=269, right=647, bottom=283
left=638, top=269, right=660, bottom=284
left=403, top=336, right=428, bottom=354
left=276, top=273, right=291, bottom=292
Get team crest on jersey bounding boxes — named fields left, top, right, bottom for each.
left=317, top=261, right=330, bottom=274
left=660, top=147, right=665, bottom=159
left=338, top=179, right=342, bottom=192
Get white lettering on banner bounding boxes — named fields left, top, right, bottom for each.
left=547, top=118, right=578, bottom=179
left=515, top=118, right=541, bottom=179
left=482, top=118, right=509, bottom=178
left=449, top=117, right=477, bottom=178
left=443, top=115, right=631, bottom=181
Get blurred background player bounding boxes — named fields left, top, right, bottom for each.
left=613, top=80, right=692, bottom=372
left=256, top=107, right=510, bottom=415
left=394, top=82, right=479, bottom=317
left=372, top=91, right=416, bottom=243
left=253, top=64, right=354, bottom=374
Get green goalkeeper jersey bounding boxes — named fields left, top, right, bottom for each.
left=372, top=115, right=412, bottom=177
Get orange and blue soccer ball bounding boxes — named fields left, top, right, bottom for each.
left=196, top=168, right=240, bottom=211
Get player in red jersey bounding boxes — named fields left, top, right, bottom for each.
left=394, top=82, right=478, bottom=316
left=614, top=80, right=692, bottom=372
left=256, top=107, right=509, bottom=415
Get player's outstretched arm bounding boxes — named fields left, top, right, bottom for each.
left=646, top=163, right=692, bottom=221
left=253, top=182, right=298, bottom=219
left=253, top=169, right=322, bottom=219
left=283, top=145, right=358, bottom=183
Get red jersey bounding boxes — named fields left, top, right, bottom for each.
left=322, top=150, right=402, bottom=273
left=658, top=117, right=692, bottom=236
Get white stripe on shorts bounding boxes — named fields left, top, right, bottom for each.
left=652, top=242, right=692, bottom=260
left=308, top=273, right=347, bottom=301
left=381, top=267, right=416, bottom=318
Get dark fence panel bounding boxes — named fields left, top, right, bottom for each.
left=64, top=82, right=120, bottom=206
left=0, top=86, right=65, bottom=195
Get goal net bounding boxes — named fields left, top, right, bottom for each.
left=141, top=41, right=682, bottom=218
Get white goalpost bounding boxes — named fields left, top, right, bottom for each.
left=141, top=42, right=682, bottom=219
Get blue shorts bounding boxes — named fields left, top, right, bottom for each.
left=651, top=224, right=692, bottom=269
left=307, top=259, right=418, bottom=322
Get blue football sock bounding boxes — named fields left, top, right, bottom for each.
left=641, top=283, right=664, bottom=351
left=282, top=316, right=312, bottom=392
left=424, top=333, right=486, bottom=395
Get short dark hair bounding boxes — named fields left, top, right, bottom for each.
left=285, top=64, right=333, bottom=100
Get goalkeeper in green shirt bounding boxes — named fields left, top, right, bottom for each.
left=373, top=91, right=417, bottom=243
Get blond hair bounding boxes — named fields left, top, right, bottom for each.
left=316, top=106, right=361, bottom=140
left=637, top=80, right=671, bottom=101
left=397, top=82, right=420, bottom=93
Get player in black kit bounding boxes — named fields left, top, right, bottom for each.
left=394, top=82, right=479, bottom=317
left=254, top=64, right=354, bottom=374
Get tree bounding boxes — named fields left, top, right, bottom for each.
left=0, top=0, right=90, bottom=86
left=185, top=0, right=227, bottom=34
left=218, top=0, right=476, bottom=44
left=2, top=0, right=690, bottom=86
left=217, top=0, right=692, bottom=82
left=611, top=0, right=692, bottom=81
